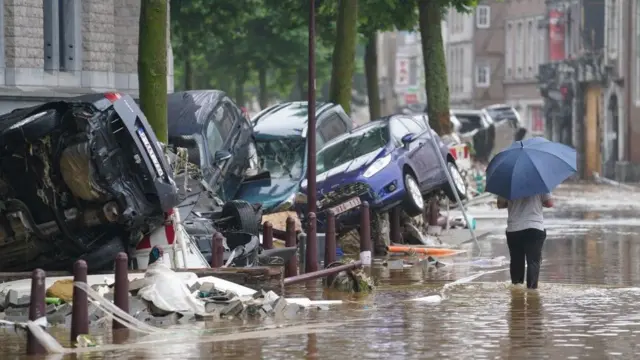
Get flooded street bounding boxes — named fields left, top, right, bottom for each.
left=4, top=184, right=640, bottom=359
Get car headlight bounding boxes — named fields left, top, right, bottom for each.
left=272, top=192, right=296, bottom=212
left=363, top=154, right=391, bottom=178
left=8, top=111, right=47, bottom=131
left=300, top=179, right=307, bottom=189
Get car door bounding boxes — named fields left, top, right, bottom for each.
left=399, top=116, right=437, bottom=186
left=389, top=117, right=429, bottom=184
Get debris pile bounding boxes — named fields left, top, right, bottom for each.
left=0, top=276, right=324, bottom=328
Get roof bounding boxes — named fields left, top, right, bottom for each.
left=252, top=101, right=335, bottom=138
left=167, top=90, right=226, bottom=137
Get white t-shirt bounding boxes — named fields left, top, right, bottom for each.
left=504, top=193, right=551, bottom=232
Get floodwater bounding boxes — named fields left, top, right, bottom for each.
left=4, top=184, right=640, bottom=359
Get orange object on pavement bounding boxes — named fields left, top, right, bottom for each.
left=387, top=245, right=463, bottom=256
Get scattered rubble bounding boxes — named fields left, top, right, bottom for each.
left=0, top=277, right=330, bottom=328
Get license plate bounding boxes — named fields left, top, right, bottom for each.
left=137, top=128, right=165, bottom=178
left=330, top=197, right=362, bottom=215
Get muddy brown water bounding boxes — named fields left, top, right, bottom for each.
left=5, top=190, right=640, bottom=359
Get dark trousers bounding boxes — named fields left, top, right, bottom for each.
left=506, top=228, right=546, bottom=289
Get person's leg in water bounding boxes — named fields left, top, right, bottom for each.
left=506, top=230, right=525, bottom=285
left=523, top=228, right=546, bottom=289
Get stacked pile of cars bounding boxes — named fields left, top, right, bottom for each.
left=0, top=90, right=510, bottom=272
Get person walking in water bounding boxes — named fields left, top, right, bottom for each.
left=497, top=194, right=554, bottom=289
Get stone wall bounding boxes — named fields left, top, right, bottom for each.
left=0, top=0, right=173, bottom=95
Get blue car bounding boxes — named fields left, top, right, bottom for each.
left=298, top=114, right=467, bottom=235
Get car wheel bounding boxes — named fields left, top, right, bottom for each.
left=444, top=162, right=468, bottom=202
left=220, top=200, right=262, bottom=235
left=402, top=172, right=424, bottom=217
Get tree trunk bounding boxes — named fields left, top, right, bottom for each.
left=138, top=0, right=168, bottom=143
left=329, top=0, right=358, bottom=114
left=418, top=1, right=452, bottom=136
left=184, top=54, right=194, bottom=90
left=364, top=33, right=381, bottom=121
left=235, top=74, right=246, bottom=107
left=258, top=67, right=268, bottom=109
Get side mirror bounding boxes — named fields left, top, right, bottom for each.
left=213, top=150, right=232, bottom=164
left=401, top=133, right=416, bottom=146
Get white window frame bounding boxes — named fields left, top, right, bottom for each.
left=635, top=0, right=640, bottom=104
left=476, top=5, right=491, bottom=29
left=475, top=64, right=490, bottom=88
left=527, top=19, right=535, bottom=77
left=536, top=16, right=546, bottom=75
left=505, top=21, right=514, bottom=78
left=606, top=0, right=620, bottom=59
left=515, top=21, right=524, bottom=78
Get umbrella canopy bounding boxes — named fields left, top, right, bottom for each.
left=485, top=137, right=577, bottom=200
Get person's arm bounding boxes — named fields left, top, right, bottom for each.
left=541, top=193, right=554, bottom=208
left=496, top=196, right=508, bottom=209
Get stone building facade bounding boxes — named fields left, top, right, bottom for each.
left=0, top=0, right=173, bottom=115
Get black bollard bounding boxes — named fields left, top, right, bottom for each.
left=359, top=201, right=372, bottom=266
left=305, top=212, right=318, bottom=273
left=113, top=252, right=129, bottom=330
left=262, top=221, right=274, bottom=250
left=211, top=232, right=224, bottom=268
left=284, top=216, right=298, bottom=277
left=26, top=269, right=46, bottom=355
left=71, top=260, right=89, bottom=344
left=324, top=210, right=337, bottom=285
left=390, top=206, right=401, bottom=244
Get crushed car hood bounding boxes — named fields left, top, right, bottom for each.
left=235, top=177, right=300, bottom=211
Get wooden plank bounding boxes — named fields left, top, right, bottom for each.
left=0, top=266, right=283, bottom=286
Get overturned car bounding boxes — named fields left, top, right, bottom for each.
left=0, top=93, right=178, bottom=272
left=164, top=90, right=296, bottom=267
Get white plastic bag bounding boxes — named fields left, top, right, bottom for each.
left=138, top=262, right=205, bottom=315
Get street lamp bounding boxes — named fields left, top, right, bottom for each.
left=306, top=0, right=318, bottom=272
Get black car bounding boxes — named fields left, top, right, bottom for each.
left=167, top=90, right=270, bottom=266
left=0, top=93, right=178, bottom=272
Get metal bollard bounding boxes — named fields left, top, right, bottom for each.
left=26, top=269, right=46, bottom=355
left=211, top=232, right=224, bottom=268
left=262, top=221, right=273, bottom=250
left=324, top=210, right=337, bottom=285
left=284, top=216, right=298, bottom=277
left=428, top=199, right=439, bottom=226
left=390, top=206, right=401, bottom=244
left=359, top=201, right=372, bottom=266
left=71, top=260, right=89, bottom=344
left=113, top=252, right=129, bottom=330
left=305, top=212, right=319, bottom=273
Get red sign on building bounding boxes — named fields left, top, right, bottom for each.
left=549, top=10, right=565, bottom=61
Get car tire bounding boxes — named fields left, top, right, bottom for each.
left=444, top=161, right=468, bottom=203
left=221, top=200, right=262, bottom=235
left=402, top=172, right=425, bottom=217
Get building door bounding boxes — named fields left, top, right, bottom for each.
left=584, top=85, right=602, bottom=178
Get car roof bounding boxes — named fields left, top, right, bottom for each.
left=450, top=108, right=484, bottom=115
left=252, top=101, right=336, bottom=138
left=167, top=90, right=226, bottom=136
left=320, top=119, right=388, bottom=150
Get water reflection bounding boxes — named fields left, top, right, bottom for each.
left=7, top=214, right=640, bottom=358
left=505, top=289, right=546, bottom=358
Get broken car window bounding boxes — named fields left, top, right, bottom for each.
left=255, top=137, right=305, bottom=179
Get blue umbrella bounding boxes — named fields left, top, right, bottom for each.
left=485, top=137, right=577, bottom=200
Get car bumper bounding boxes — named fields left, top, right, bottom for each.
left=302, top=165, right=407, bottom=232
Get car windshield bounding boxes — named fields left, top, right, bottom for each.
left=486, top=107, right=518, bottom=123
left=316, top=124, right=389, bottom=174
left=255, top=137, right=306, bottom=179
